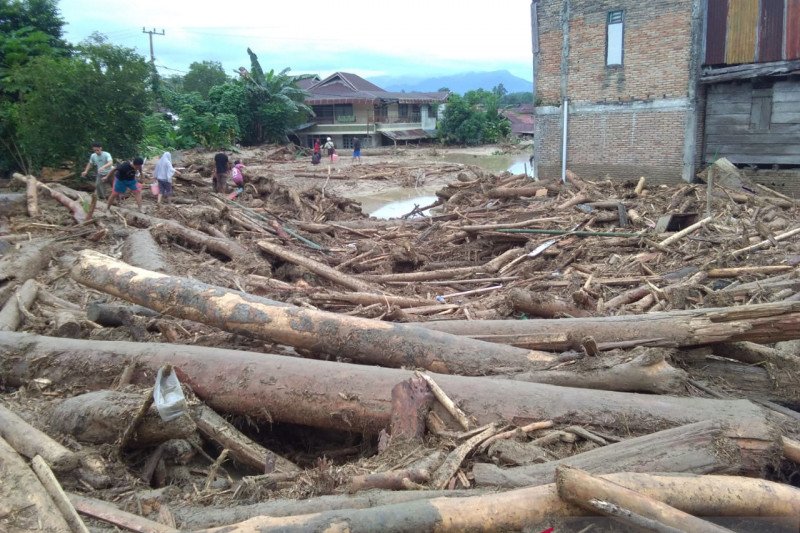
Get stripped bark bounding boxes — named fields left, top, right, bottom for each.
left=31, top=456, right=90, bottom=533
left=25, top=176, right=40, bottom=217
left=471, top=419, right=777, bottom=488
left=13, top=174, right=86, bottom=223
left=122, top=229, right=169, bottom=273
left=415, top=301, right=800, bottom=351
left=196, top=473, right=800, bottom=533
left=0, top=278, right=38, bottom=331
left=0, top=332, right=775, bottom=436
left=390, top=375, right=434, bottom=441
left=310, top=291, right=437, bottom=309
left=0, top=403, right=78, bottom=472
left=508, top=287, right=591, bottom=318
left=70, top=250, right=558, bottom=377
left=68, top=493, right=177, bottom=533
left=0, top=436, right=70, bottom=533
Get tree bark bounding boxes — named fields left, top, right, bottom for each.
left=507, top=287, right=591, bottom=318
left=70, top=250, right=558, bottom=377
left=310, top=291, right=437, bottom=309
left=30, top=456, right=90, bottom=533
left=390, top=376, right=434, bottom=441
left=50, top=390, right=196, bottom=447
left=25, top=177, right=40, bottom=217
left=86, top=302, right=159, bottom=327
left=122, top=229, right=169, bottom=273
left=0, top=241, right=48, bottom=289
left=0, top=436, right=71, bottom=533
left=471, top=419, right=777, bottom=488
left=13, top=174, right=86, bottom=223
left=0, top=278, right=38, bottom=331
left=414, top=301, right=800, bottom=351
left=0, top=332, right=776, bottom=436
left=0, top=192, right=28, bottom=217
left=192, top=404, right=299, bottom=474
left=0, top=404, right=78, bottom=472
left=68, top=493, right=177, bottom=533
left=195, top=473, right=800, bottom=533
left=556, top=465, right=734, bottom=533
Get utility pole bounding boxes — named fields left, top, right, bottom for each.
left=141, top=27, right=165, bottom=65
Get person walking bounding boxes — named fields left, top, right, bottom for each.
left=80, top=142, right=114, bottom=199
left=213, top=152, right=229, bottom=193
left=153, top=152, right=180, bottom=204
left=313, top=138, right=321, bottom=156
left=323, top=137, right=335, bottom=162
left=107, top=157, right=144, bottom=211
left=352, top=137, right=362, bottom=163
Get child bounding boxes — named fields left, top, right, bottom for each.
left=153, top=151, right=181, bottom=204
left=231, top=160, right=245, bottom=193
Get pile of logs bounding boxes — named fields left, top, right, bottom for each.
left=1, top=149, right=799, bottom=532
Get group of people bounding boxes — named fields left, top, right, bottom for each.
left=311, top=137, right=361, bottom=165
left=81, top=142, right=246, bottom=210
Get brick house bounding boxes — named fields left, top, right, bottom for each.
left=297, top=72, right=449, bottom=150
left=531, top=0, right=800, bottom=185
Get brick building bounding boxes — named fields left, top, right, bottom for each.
left=531, top=0, right=800, bottom=184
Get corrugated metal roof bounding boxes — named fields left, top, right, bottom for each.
left=725, top=0, right=758, bottom=65
left=788, top=0, right=800, bottom=60
left=705, top=0, right=728, bottom=65
left=304, top=72, right=449, bottom=106
left=381, top=129, right=437, bottom=141
left=758, top=0, right=785, bottom=62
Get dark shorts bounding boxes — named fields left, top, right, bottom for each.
left=353, top=148, right=361, bottom=157
left=157, top=179, right=173, bottom=196
left=114, top=178, right=138, bottom=193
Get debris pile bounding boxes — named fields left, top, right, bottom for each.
left=1, top=148, right=799, bottom=532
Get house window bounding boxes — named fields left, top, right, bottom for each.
left=606, top=10, right=624, bottom=66
left=398, top=104, right=409, bottom=118
left=334, top=104, right=354, bottom=123
left=750, top=83, right=773, bottom=132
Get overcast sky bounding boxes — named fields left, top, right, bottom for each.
left=57, top=0, right=534, bottom=81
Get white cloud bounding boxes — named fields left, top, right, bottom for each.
left=58, top=0, right=533, bottom=79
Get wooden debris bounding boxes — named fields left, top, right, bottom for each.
left=0, top=403, right=78, bottom=472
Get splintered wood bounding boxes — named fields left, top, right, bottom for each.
left=1, top=145, right=799, bottom=532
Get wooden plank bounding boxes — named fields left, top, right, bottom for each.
left=717, top=154, right=800, bottom=164
left=725, top=0, right=758, bottom=64
left=705, top=0, right=729, bottom=65
left=706, top=101, right=753, bottom=114
left=771, top=112, right=800, bottom=124
left=706, top=133, right=800, bottom=144
left=706, top=122, right=800, bottom=134
left=773, top=91, right=800, bottom=103
left=706, top=143, right=800, bottom=155
left=705, top=115, right=752, bottom=126
left=758, top=0, right=785, bottom=62
left=749, top=95, right=772, bottom=130
left=773, top=101, right=800, bottom=114
left=787, top=0, right=800, bottom=60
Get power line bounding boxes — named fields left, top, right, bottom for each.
left=142, top=27, right=165, bottom=64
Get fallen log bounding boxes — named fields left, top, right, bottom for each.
left=486, top=186, right=549, bottom=199
left=31, top=455, right=90, bottom=533
left=310, top=291, right=438, bottom=309
left=0, top=192, right=28, bottom=217
left=257, top=240, right=377, bottom=292
left=0, top=332, right=777, bottom=436
left=556, top=465, right=734, bottom=533
left=70, top=250, right=559, bottom=377
left=50, top=390, right=196, bottom=447
left=25, top=176, right=39, bottom=217
left=471, top=419, right=777, bottom=488
left=0, top=278, right=38, bottom=331
left=0, top=436, right=71, bottom=532
left=197, top=472, right=800, bottom=533
left=192, top=404, right=299, bottom=474
left=507, top=287, right=591, bottom=318
left=414, top=301, right=800, bottom=351
left=122, top=229, right=169, bottom=273
left=0, top=240, right=48, bottom=287
left=390, top=375, right=434, bottom=441
left=707, top=265, right=794, bottom=278
left=348, top=452, right=444, bottom=493
left=13, top=174, right=86, bottom=223
left=68, top=493, right=177, bottom=533
left=0, top=403, right=78, bottom=472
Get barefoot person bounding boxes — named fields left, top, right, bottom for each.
left=80, top=142, right=114, bottom=199
left=213, top=152, right=229, bottom=193
left=153, top=151, right=180, bottom=204
left=107, top=157, right=144, bottom=211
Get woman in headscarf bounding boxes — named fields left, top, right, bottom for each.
left=153, top=152, right=181, bottom=204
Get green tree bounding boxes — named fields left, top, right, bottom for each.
left=183, top=60, right=228, bottom=98
left=438, top=90, right=510, bottom=145
left=10, top=36, right=150, bottom=172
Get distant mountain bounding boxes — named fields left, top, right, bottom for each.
left=368, top=70, right=532, bottom=95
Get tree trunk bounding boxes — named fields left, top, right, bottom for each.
left=390, top=376, right=434, bottom=441
left=0, top=436, right=71, bottom=533
left=53, top=310, right=82, bottom=338
left=25, top=177, right=40, bottom=217
left=0, top=192, right=28, bottom=217
left=50, top=390, right=196, bottom=447
left=556, top=465, right=735, bottom=533
left=68, top=493, right=177, bottom=533
left=0, top=404, right=78, bottom=472
left=310, top=291, right=438, bottom=309
left=471, top=419, right=778, bottom=488
left=507, top=287, right=592, bottom=318
left=122, top=229, right=169, bottom=273
left=0, top=332, right=776, bottom=436
left=69, top=250, right=558, bottom=377
left=0, top=241, right=48, bottom=288
left=195, top=473, right=800, bottom=533
left=414, top=301, right=800, bottom=351
left=0, top=279, right=38, bottom=331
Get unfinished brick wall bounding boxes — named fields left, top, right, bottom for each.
left=536, top=0, right=694, bottom=104
left=534, top=0, right=695, bottom=182
left=535, top=108, right=689, bottom=183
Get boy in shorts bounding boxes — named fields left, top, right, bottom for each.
left=108, top=157, right=144, bottom=211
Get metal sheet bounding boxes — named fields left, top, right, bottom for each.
left=788, top=0, right=800, bottom=60
left=725, top=0, right=758, bottom=64
left=705, top=0, right=729, bottom=65
left=758, top=0, right=785, bottom=62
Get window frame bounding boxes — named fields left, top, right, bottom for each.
left=606, top=10, right=625, bottom=67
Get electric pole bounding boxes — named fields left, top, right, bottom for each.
left=142, top=27, right=165, bottom=65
